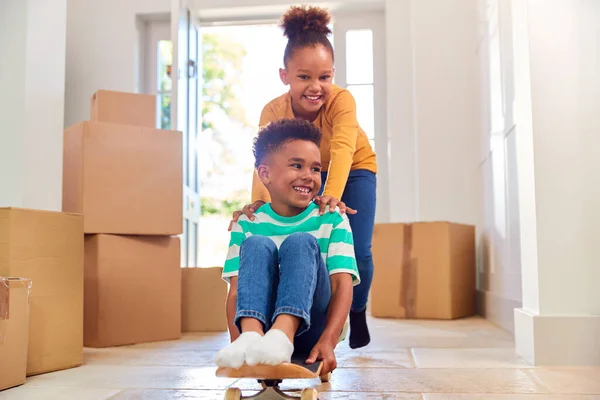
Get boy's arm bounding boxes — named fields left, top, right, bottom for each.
left=223, top=219, right=246, bottom=342
left=306, top=212, right=359, bottom=373
left=320, top=273, right=353, bottom=345
left=226, top=276, right=239, bottom=342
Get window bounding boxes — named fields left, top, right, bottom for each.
left=157, top=40, right=173, bottom=130
left=345, top=29, right=376, bottom=148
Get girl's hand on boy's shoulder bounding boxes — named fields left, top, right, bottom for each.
left=227, top=200, right=266, bottom=231
left=313, top=196, right=357, bottom=216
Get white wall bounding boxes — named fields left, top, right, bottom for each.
left=64, top=0, right=170, bottom=127
left=0, top=0, right=67, bottom=212
left=511, top=0, right=600, bottom=365
left=475, top=0, right=523, bottom=333
left=386, top=0, right=480, bottom=225
left=523, top=0, right=600, bottom=316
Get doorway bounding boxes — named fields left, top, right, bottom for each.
left=143, top=10, right=387, bottom=268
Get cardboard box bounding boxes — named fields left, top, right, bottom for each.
left=0, top=208, right=84, bottom=376
left=91, top=90, right=157, bottom=128
left=181, top=267, right=228, bottom=332
left=63, top=121, right=183, bottom=235
left=370, top=222, right=476, bottom=319
left=84, top=234, right=181, bottom=347
left=0, top=278, right=31, bottom=391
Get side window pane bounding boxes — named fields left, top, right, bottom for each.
left=347, top=84, right=375, bottom=141
left=346, top=29, right=373, bottom=85
left=157, top=40, right=173, bottom=130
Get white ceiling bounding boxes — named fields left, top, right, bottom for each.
left=191, top=0, right=385, bottom=24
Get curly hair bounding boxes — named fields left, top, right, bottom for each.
left=253, top=119, right=322, bottom=167
left=280, top=5, right=334, bottom=66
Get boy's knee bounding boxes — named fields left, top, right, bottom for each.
left=280, top=232, right=317, bottom=250
left=241, top=235, right=277, bottom=251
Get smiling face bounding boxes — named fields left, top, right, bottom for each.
left=279, top=44, right=334, bottom=121
left=257, top=139, right=322, bottom=217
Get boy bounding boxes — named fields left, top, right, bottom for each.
left=214, top=118, right=360, bottom=375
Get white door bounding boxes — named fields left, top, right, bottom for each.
left=171, top=0, right=201, bottom=267
left=332, top=11, right=389, bottom=223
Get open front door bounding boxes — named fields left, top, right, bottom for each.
left=171, top=0, right=201, bottom=267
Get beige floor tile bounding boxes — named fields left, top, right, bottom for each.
left=85, top=347, right=216, bottom=367
left=23, top=365, right=236, bottom=390
left=412, top=348, right=532, bottom=368
left=108, top=390, right=234, bottom=399
left=318, top=393, right=423, bottom=399
left=424, top=395, right=600, bottom=400
left=109, top=390, right=423, bottom=399
left=230, top=368, right=544, bottom=394
left=368, top=317, right=515, bottom=349
left=0, top=387, right=120, bottom=400
left=525, top=368, right=600, bottom=395
left=335, top=347, right=415, bottom=368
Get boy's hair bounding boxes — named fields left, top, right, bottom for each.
left=253, top=119, right=322, bottom=168
left=280, top=5, right=334, bottom=67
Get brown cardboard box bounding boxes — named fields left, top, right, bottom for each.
left=63, top=121, right=183, bottom=235
left=370, top=222, right=476, bottom=319
left=0, top=208, right=84, bottom=376
left=90, top=90, right=157, bottom=128
left=0, top=278, right=31, bottom=391
left=181, top=267, right=228, bottom=332
left=84, top=234, right=181, bottom=347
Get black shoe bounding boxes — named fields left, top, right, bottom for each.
left=349, top=308, right=371, bottom=349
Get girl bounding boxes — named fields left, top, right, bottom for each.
left=230, top=5, right=377, bottom=349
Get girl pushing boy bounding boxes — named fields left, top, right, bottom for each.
left=216, top=5, right=377, bottom=373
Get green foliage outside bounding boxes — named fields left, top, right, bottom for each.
left=200, top=33, right=251, bottom=217
left=158, top=33, right=251, bottom=218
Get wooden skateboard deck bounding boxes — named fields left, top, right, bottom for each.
left=216, top=355, right=322, bottom=379
left=216, top=355, right=330, bottom=399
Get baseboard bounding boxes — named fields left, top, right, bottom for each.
left=515, top=308, right=600, bottom=366
left=476, top=290, right=521, bottom=333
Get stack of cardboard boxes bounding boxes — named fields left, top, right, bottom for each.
left=370, top=221, right=477, bottom=320
left=0, top=209, right=84, bottom=389
left=0, top=89, right=230, bottom=391
left=0, top=278, right=31, bottom=391
left=63, top=90, right=184, bottom=348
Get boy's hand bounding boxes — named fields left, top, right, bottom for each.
left=313, top=196, right=357, bottom=216
left=306, top=339, right=337, bottom=374
left=228, top=201, right=265, bottom=231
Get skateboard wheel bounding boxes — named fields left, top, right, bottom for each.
left=319, top=372, right=331, bottom=382
left=224, top=387, right=241, bottom=400
left=300, top=388, right=318, bottom=400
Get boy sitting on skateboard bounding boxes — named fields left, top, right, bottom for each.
left=214, top=118, right=360, bottom=375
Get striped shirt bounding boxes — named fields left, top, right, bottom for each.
left=223, top=202, right=360, bottom=285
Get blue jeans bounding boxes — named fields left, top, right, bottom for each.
left=320, top=169, right=376, bottom=312
left=235, top=233, right=331, bottom=354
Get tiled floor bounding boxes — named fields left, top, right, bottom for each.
left=2, top=316, right=599, bottom=399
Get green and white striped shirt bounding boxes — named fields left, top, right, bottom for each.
left=223, top=202, right=360, bottom=285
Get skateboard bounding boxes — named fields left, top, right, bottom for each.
left=216, top=355, right=331, bottom=399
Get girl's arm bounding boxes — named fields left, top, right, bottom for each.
left=226, top=276, right=239, bottom=342
left=321, top=90, right=359, bottom=200
left=250, top=105, right=279, bottom=203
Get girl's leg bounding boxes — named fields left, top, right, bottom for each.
left=320, top=169, right=376, bottom=348
left=214, top=235, right=279, bottom=368
left=246, top=232, right=331, bottom=364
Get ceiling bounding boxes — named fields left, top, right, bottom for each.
left=190, top=0, right=385, bottom=24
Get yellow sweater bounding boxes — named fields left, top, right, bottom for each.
left=251, top=85, right=377, bottom=202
